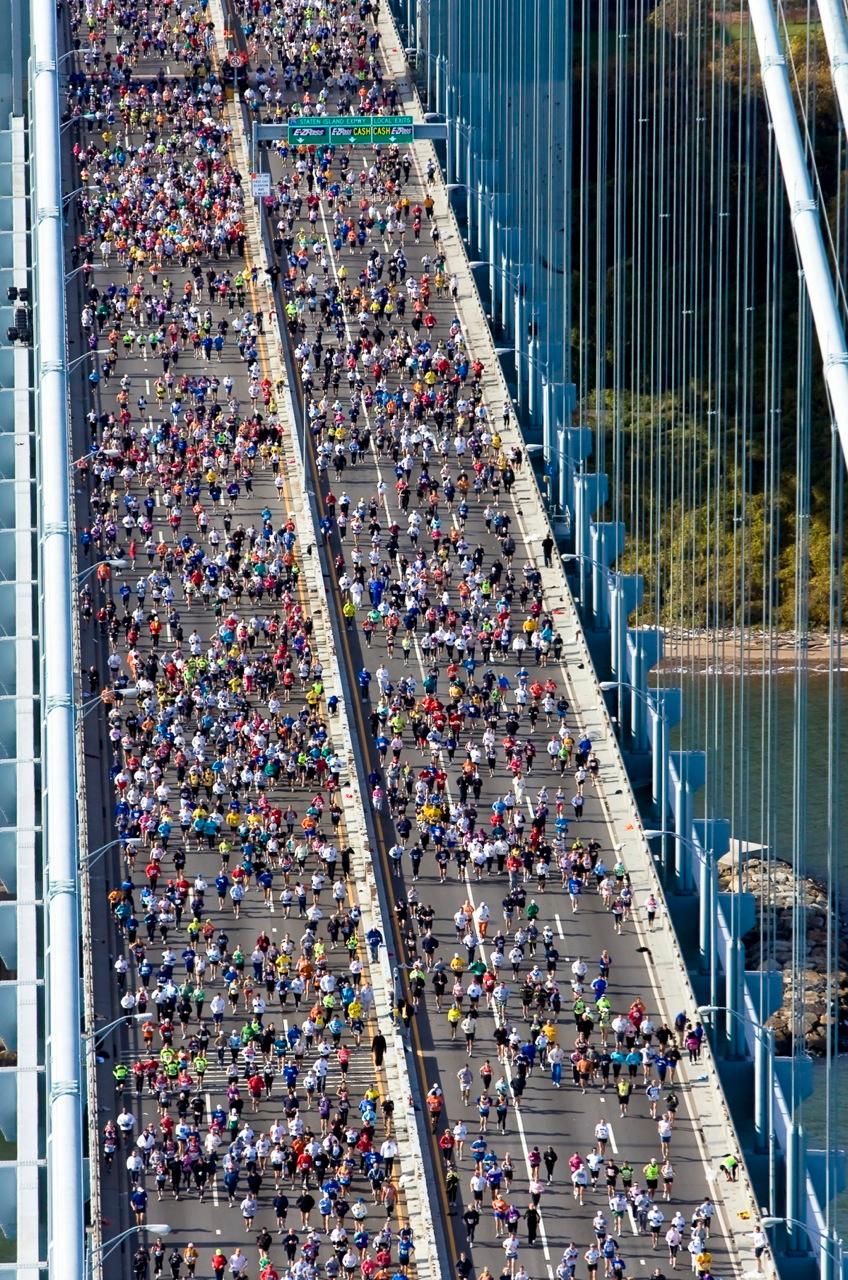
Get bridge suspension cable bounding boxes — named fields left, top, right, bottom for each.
left=748, top=0, right=848, bottom=474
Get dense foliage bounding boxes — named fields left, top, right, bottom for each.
left=572, top=7, right=847, bottom=629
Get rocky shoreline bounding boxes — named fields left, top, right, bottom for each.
left=717, top=854, right=848, bottom=1055
left=657, top=628, right=841, bottom=676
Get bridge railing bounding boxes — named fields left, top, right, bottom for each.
left=29, top=0, right=86, bottom=1276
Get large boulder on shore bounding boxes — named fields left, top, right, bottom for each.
left=717, top=856, right=848, bottom=1055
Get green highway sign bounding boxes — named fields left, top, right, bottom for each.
left=287, top=122, right=330, bottom=146
left=372, top=119, right=414, bottom=144
left=328, top=122, right=371, bottom=145
left=287, top=115, right=414, bottom=147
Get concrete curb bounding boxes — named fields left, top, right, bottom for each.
left=375, top=10, right=774, bottom=1276
left=210, top=9, right=443, bottom=1273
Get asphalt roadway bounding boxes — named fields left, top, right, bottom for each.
left=73, top=271, right=420, bottom=1274
left=64, top=42, right=421, bottom=1280
left=250, top=50, right=741, bottom=1280
left=265, top=280, right=738, bottom=1276
left=63, top=16, right=742, bottom=1280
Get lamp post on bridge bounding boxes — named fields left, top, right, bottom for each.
left=83, top=1010, right=148, bottom=1044
left=73, top=557, right=127, bottom=586
left=760, top=1215, right=844, bottom=1280
left=86, top=1223, right=171, bottom=1280
left=600, top=679, right=672, bottom=883
left=79, top=835, right=142, bottom=873
left=696, top=1003, right=776, bottom=1215
left=561, top=550, right=614, bottom=626
left=643, top=827, right=717, bottom=1001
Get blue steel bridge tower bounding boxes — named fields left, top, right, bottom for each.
left=391, top=2, right=848, bottom=1277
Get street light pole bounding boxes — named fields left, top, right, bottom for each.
left=644, top=827, right=716, bottom=995
left=489, top=259, right=522, bottom=350
left=562, top=550, right=613, bottom=624
left=65, top=265, right=94, bottom=285
left=697, top=1004, right=776, bottom=1213
left=599, top=677, right=653, bottom=740
left=83, top=1011, right=147, bottom=1044
left=65, top=348, right=100, bottom=372
left=601, top=679, right=670, bottom=881
left=79, top=835, right=141, bottom=872
left=760, top=1215, right=844, bottom=1280
left=74, top=557, right=127, bottom=586
left=59, top=111, right=97, bottom=133
left=86, top=1223, right=171, bottom=1280
left=62, top=184, right=89, bottom=207
left=524, top=342, right=552, bottom=491
left=78, top=688, right=139, bottom=729
left=449, top=120, right=474, bottom=237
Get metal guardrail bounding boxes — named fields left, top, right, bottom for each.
left=30, top=0, right=86, bottom=1275
left=374, top=10, right=775, bottom=1278
left=50, top=29, right=103, bottom=1271
left=252, top=193, right=450, bottom=1280
left=216, top=9, right=448, bottom=1270
left=70, top=356, right=101, bottom=1280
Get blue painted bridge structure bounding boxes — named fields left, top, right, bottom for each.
left=391, top=1, right=848, bottom=1277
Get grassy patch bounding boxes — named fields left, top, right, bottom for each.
left=724, top=18, right=821, bottom=43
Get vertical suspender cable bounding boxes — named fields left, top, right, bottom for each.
left=760, top=115, right=784, bottom=1067
left=667, top=9, right=680, bottom=635
left=650, top=6, right=666, bottom=614
left=824, top=49, right=847, bottom=1243
left=685, top=0, right=698, bottom=657
left=670, top=0, right=681, bottom=641
left=666, top=6, right=679, bottom=636
left=31, top=0, right=85, bottom=1276
left=595, top=0, right=609, bottom=473
left=629, top=0, right=646, bottom=603
left=651, top=8, right=666, bottom=621
left=791, top=266, right=812, bottom=1208
left=824, top=425, right=843, bottom=1242
left=562, top=0, right=573, bottom=436
left=704, top=1, right=725, bottom=756
left=578, top=0, right=590, bottom=419
left=688, top=0, right=698, bottom=654
left=611, top=0, right=626, bottom=535
left=727, top=5, right=742, bottom=876
left=740, top=19, right=757, bottom=872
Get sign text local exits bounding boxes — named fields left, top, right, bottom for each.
left=286, top=115, right=414, bottom=147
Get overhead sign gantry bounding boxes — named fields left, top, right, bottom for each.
left=250, top=115, right=447, bottom=169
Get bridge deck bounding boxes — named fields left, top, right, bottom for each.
left=65, top=0, right=765, bottom=1277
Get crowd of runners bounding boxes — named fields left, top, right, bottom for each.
left=65, top=0, right=747, bottom=1276
left=235, top=1, right=732, bottom=1275
left=70, top=1, right=424, bottom=1279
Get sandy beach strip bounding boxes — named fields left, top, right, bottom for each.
left=653, top=629, right=845, bottom=675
